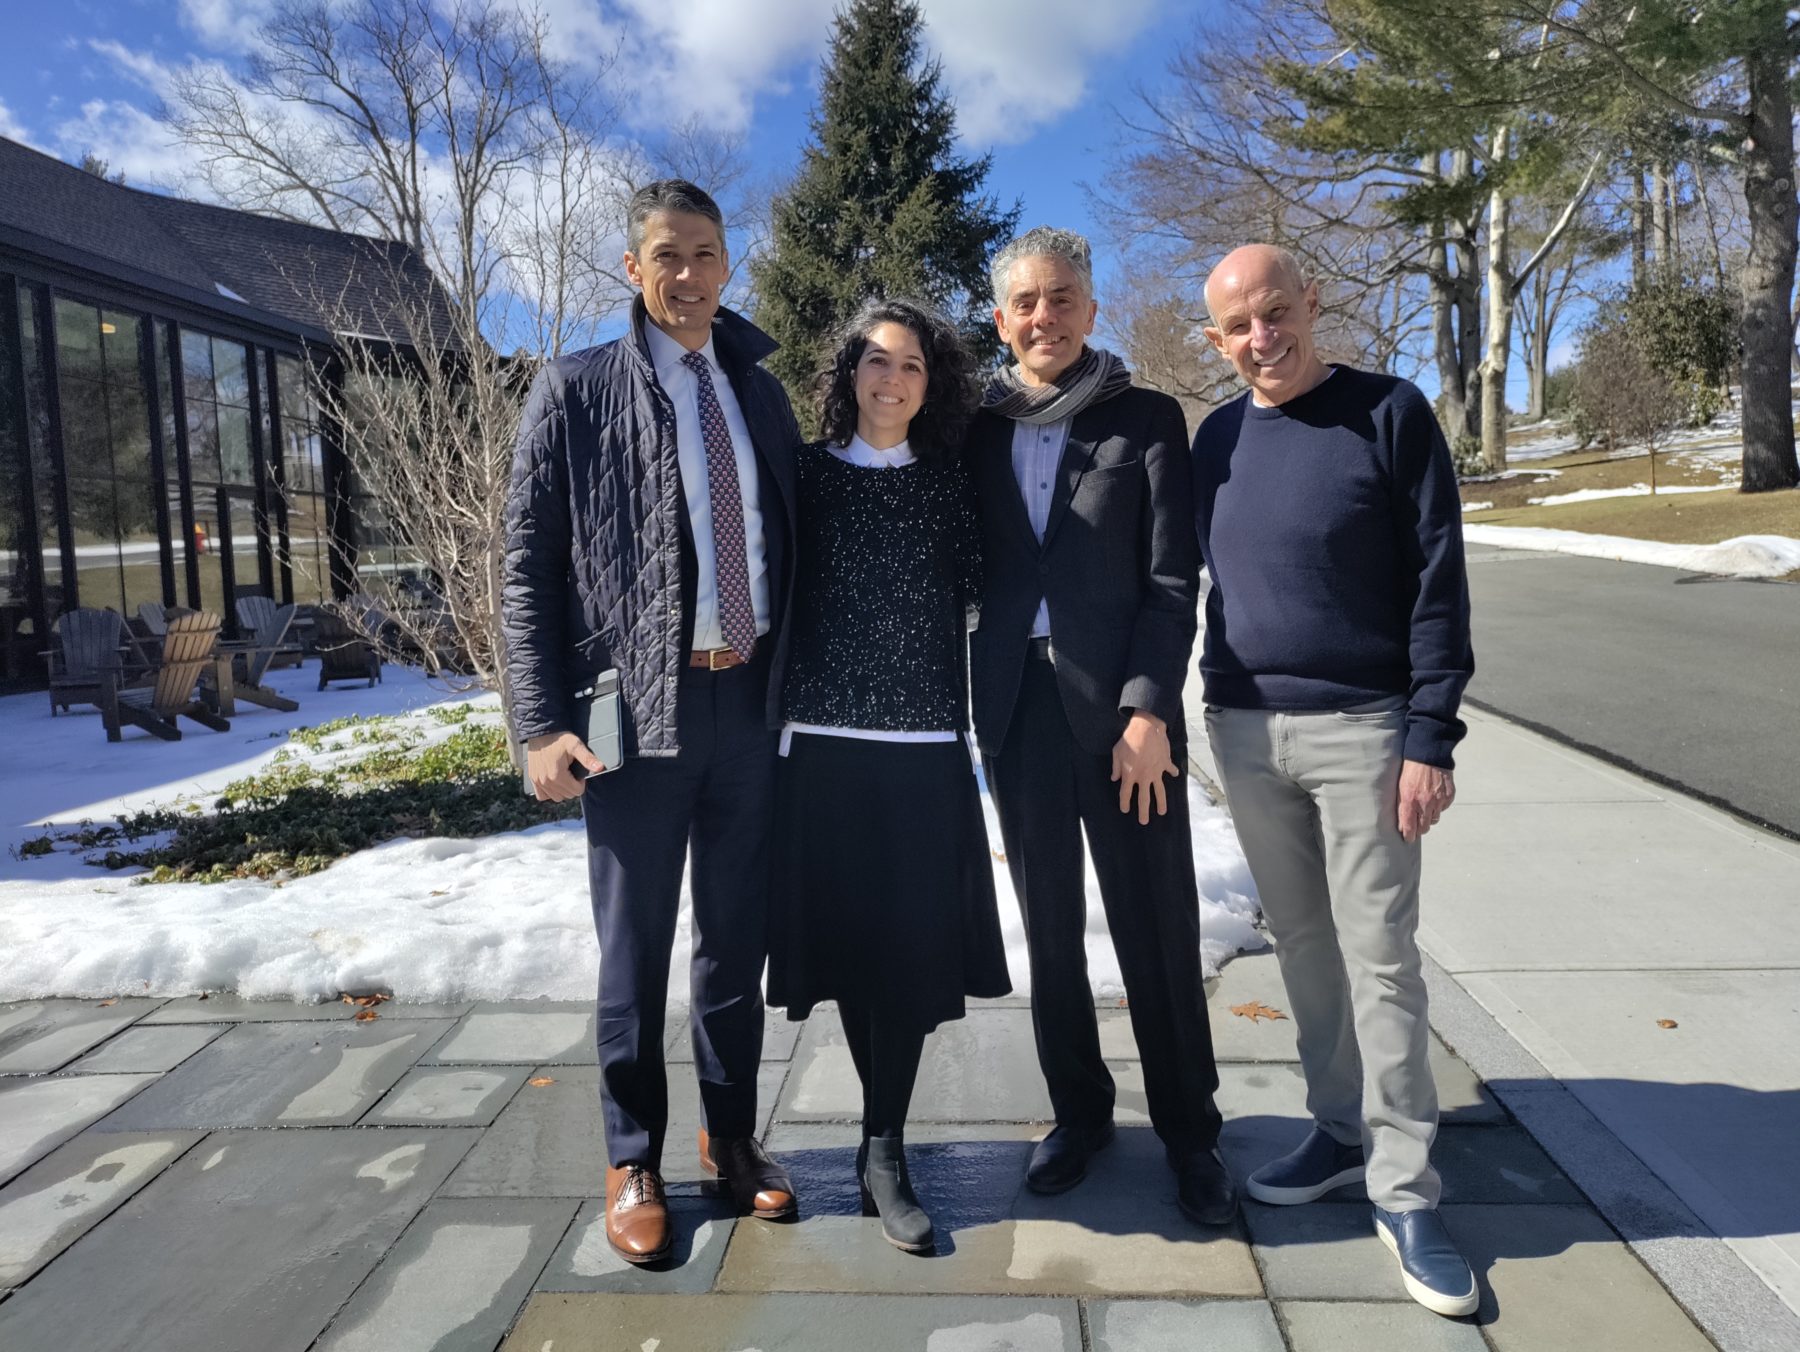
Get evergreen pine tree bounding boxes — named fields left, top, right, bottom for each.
left=751, top=0, right=1019, bottom=430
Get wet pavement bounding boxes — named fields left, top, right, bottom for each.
left=0, top=955, right=1717, bottom=1351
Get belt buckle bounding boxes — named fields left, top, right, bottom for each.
left=708, top=647, right=733, bottom=671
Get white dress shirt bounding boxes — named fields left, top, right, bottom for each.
left=1010, top=415, right=1071, bottom=638
left=644, top=321, right=772, bottom=648
left=778, top=434, right=962, bottom=757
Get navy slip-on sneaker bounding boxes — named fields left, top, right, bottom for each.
left=1245, top=1126, right=1366, bottom=1205
left=1374, top=1205, right=1480, bottom=1318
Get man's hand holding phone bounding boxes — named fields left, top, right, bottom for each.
left=526, top=730, right=606, bottom=802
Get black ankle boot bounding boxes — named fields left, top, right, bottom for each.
left=859, top=1135, right=933, bottom=1253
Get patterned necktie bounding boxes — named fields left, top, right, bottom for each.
left=680, top=349, right=756, bottom=660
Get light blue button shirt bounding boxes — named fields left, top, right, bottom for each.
left=644, top=322, right=771, bottom=648
left=1010, top=416, right=1071, bottom=637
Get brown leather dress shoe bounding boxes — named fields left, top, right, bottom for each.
left=698, top=1128, right=798, bottom=1219
left=604, top=1163, right=672, bottom=1264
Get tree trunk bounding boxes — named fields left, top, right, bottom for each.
left=1693, top=164, right=1728, bottom=291
left=1527, top=265, right=1549, bottom=422
left=1479, top=129, right=1513, bottom=473
left=1651, top=161, right=1672, bottom=276
left=1631, top=169, right=1647, bottom=286
left=1739, top=41, right=1800, bottom=492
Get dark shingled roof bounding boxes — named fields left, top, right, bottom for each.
left=0, top=136, right=455, bottom=347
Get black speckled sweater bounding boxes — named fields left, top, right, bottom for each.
left=781, top=440, right=981, bottom=732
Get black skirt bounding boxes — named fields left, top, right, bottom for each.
left=767, top=732, right=1012, bottom=1032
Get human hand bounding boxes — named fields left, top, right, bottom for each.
left=526, top=730, right=604, bottom=802
left=1397, top=760, right=1454, bottom=842
left=1111, top=710, right=1178, bottom=825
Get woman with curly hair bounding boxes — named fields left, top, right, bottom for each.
left=766, top=296, right=1010, bottom=1252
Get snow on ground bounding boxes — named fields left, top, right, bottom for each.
left=0, top=664, right=1264, bottom=1005
left=1463, top=524, right=1800, bottom=578
left=1462, top=502, right=1493, bottom=513
left=1527, top=482, right=1735, bottom=507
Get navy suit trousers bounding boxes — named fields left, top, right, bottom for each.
left=580, top=655, right=776, bottom=1168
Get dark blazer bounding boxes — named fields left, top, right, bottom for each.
left=501, top=298, right=799, bottom=756
left=966, top=384, right=1199, bottom=757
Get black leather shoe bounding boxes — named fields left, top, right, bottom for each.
left=860, top=1135, right=933, bottom=1253
left=1025, top=1121, right=1116, bottom=1194
left=1171, top=1146, right=1240, bottom=1226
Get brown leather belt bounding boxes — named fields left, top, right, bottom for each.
left=689, top=645, right=751, bottom=670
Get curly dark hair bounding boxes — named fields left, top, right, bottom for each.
left=815, top=297, right=979, bottom=463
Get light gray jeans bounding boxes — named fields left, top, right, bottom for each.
left=1205, top=697, right=1441, bottom=1211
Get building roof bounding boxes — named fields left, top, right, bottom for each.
left=0, top=136, right=455, bottom=348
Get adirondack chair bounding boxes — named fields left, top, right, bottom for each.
left=235, top=595, right=304, bottom=669
left=44, top=608, right=135, bottom=715
left=312, top=608, right=381, bottom=690
left=100, top=611, right=230, bottom=742
left=222, top=602, right=301, bottom=713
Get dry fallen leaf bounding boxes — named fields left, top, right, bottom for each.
left=196, top=992, right=210, bottom=1002
left=528, top=1076, right=557, bottom=1087
left=1230, top=1000, right=1289, bottom=1023
left=353, top=1008, right=380, bottom=1022
left=1656, top=1019, right=1678, bottom=1029
left=97, top=999, right=116, bottom=1008
left=429, top=889, right=448, bottom=897
left=340, top=992, right=391, bottom=1007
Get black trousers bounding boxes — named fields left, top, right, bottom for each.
left=983, top=654, right=1223, bottom=1155
left=580, top=654, right=775, bottom=1168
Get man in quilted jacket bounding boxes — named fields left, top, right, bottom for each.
left=502, top=179, right=801, bottom=1266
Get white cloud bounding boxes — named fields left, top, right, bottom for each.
left=0, top=97, right=35, bottom=146
left=921, top=0, right=1161, bottom=144
left=179, top=0, right=278, bottom=53
left=87, top=39, right=180, bottom=97
left=608, top=0, right=834, bottom=130
left=51, top=99, right=205, bottom=190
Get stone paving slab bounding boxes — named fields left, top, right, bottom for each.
left=535, top=1195, right=737, bottom=1294
left=1197, top=952, right=1303, bottom=1063
left=0, top=1073, right=158, bottom=1185
left=139, top=995, right=472, bottom=1023
left=62, top=1022, right=227, bottom=1074
left=0, top=999, right=165, bottom=1073
left=95, top=1019, right=455, bottom=1130
left=722, top=1121, right=1259, bottom=1298
left=501, top=1292, right=1084, bottom=1351
left=1279, top=1299, right=1488, bottom=1351
left=779, top=1008, right=1055, bottom=1123
left=1087, top=1298, right=1285, bottom=1352
left=362, top=1064, right=533, bottom=1126
left=310, top=1196, right=576, bottom=1352
left=0, top=1129, right=204, bottom=1288
left=1244, top=1202, right=1403, bottom=1301
left=1441, top=1203, right=1717, bottom=1351
left=667, top=1004, right=803, bottom=1063
left=1424, top=801, right=1800, bottom=970
left=441, top=1060, right=788, bottom=1197
left=424, top=1004, right=595, bottom=1065
left=0, top=1127, right=478, bottom=1352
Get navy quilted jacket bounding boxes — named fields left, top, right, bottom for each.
left=501, top=299, right=800, bottom=756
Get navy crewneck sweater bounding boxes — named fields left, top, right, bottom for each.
left=1190, top=366, right=1473, bottom=768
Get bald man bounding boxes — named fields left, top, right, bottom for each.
left=1191, top=245, right=1476, bottom=1318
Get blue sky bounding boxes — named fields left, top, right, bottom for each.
left=0, top=0, right=1190, bottom=274
left=3, top=1, right=1532, bottom=403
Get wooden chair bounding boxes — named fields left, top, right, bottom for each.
left=236, top=595, right=305, bottom=669
left=100, top=611, right=231, bottom=742
left=44, top=608, right=135, bottom=715
left=312, top=608, right=382, bottom=690
left=223, top=603, right=301, bottom=713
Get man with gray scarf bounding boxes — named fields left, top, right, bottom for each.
left=967, top=226, right=1234, bottom=1224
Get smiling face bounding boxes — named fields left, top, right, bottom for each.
left=993, top=253, right=1098, bottom=386
left=1203, top=245, right=1329, bottom=406
left=624, top=209, right=728, bottom=350
left=852, top=320, right=929, bottom=448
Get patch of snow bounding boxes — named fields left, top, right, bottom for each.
left=1464, top=525, right=1800, bottom=578
left=1460, top=467, right=1562, bottom=484
left=1526, top=483, right=1736, bottom=507
left=0, top=664, right=1265, bottom=1003
left=1462, top=502, right=1493, bottom=513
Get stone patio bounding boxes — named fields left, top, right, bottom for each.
left=0, top=951, right=1718, bottom=1351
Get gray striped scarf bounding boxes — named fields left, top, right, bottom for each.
left=982, top=345, right=1133, bottom=424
